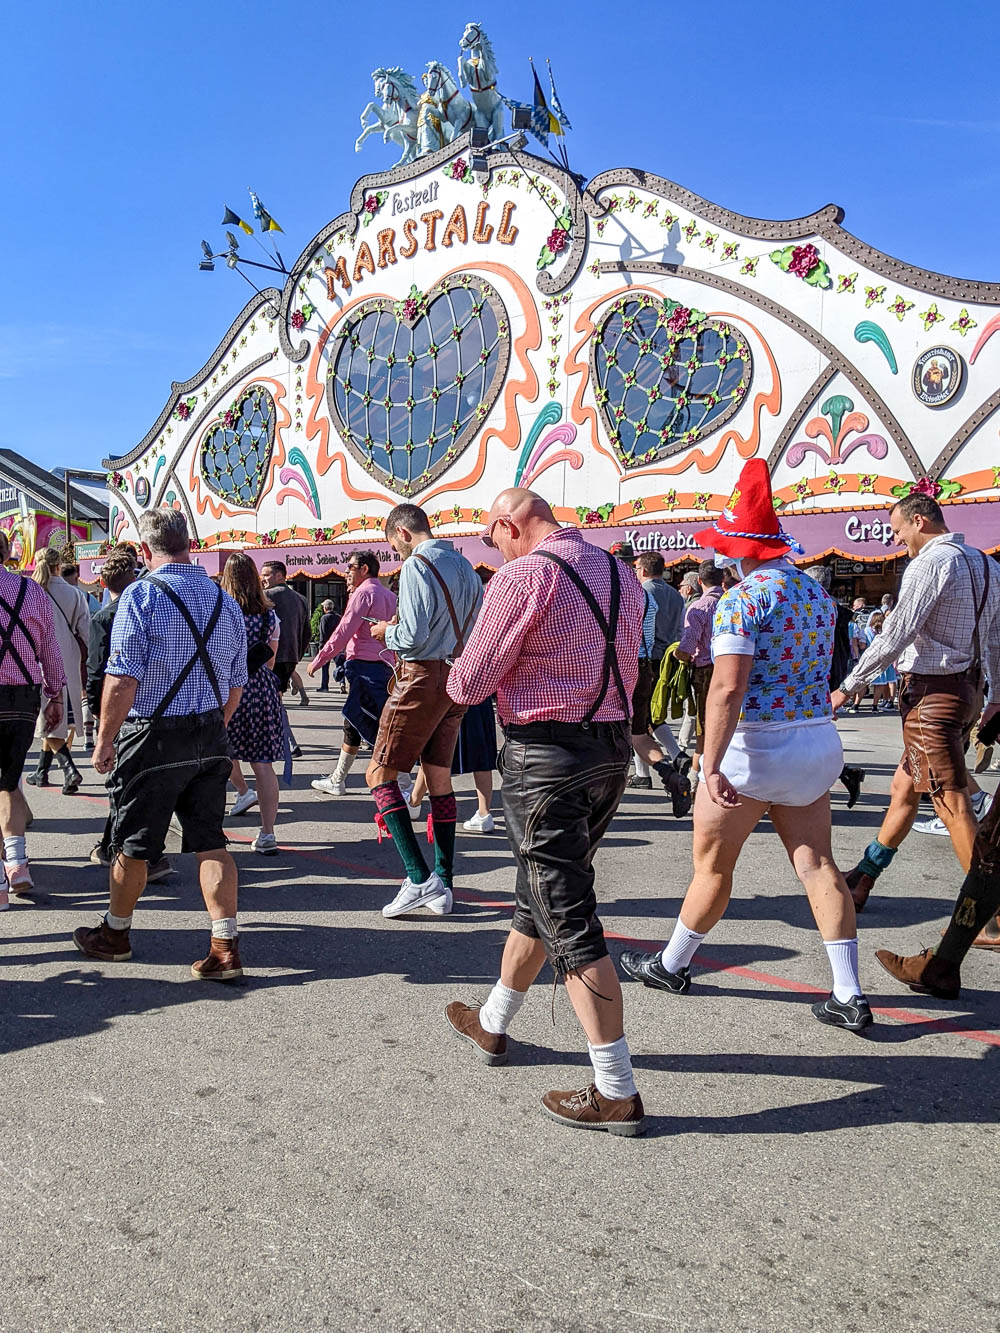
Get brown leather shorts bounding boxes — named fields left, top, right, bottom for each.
left=373, top=659, right=467, bottom=774
left=899, top=672, right=982, bottom=794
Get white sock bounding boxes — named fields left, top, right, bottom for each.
left=661, top=917, right=706, bottom=974
left=652, top=724, right=681, bottom=760
left=824, top=937, right=862, bottom=1002
left=3, top=836, right=27, bottom=864
left=633, top=755, right=650, bottom=779
left=479, top=981, right=528, bottom=1034
left=335, top=751, right=357, bottom=781
left=105, top=911, right=132, bottom=932
left=588, top=1036, right=638, bottom=1100
left=211, top=917, right=238, bottom=940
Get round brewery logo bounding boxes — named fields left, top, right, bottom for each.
left=912, top=346, right=962, bottom=407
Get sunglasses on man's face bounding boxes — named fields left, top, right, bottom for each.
left=481, top=516, right=511, bottom=549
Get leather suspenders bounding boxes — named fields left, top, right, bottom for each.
left=145, top=577, right=225, bottom=719
left=0, top=578, right=39, bottom=682
left=412, top=553, right=477, bottom=655
left=534, top=549, right=631, bottom=723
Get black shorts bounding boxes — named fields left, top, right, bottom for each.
left=107, top=710, right=233, bottom=862
left=0, top=684, right=40, bottom=792
left=501, top=720, right=631, bottom=974
left=630, top=657, right=662, bottom=736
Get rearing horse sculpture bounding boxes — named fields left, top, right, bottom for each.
left=422, top=59, right=474, bottom=148
left=355, top=66, right=420, bottom=166
left=457, top=22, right=504, bottom=143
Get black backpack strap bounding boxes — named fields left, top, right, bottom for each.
left=145, top=577, right=225, bottom=717
left=0, top=579, right=37, bottom=681
left=534, top=549, right=630, bottom=722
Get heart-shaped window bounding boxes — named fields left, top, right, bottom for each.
left=327, top=276, right=510, bottom=497
left=200, top=385, right=276, bottom=508
left=592, top=297, right=752, bottom=469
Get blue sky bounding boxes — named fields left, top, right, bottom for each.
left=3, top=0, right=998, bottom=473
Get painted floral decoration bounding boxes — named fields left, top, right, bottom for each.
left=575, top=502, right=615, bottom=525
left=891, top=476, right=962, bottom=501
left=290, top=304, right=314, bottom=332
left=865, top=285, right=886, bottom=307
left=445, top=158, right=473, bottom=184
left=538, top=207, right=573, bottom=270
left=770, top=243, right=832, bottom=289
left=951, top=309, right=977, bottom=336
left=174, top=395, right=198, bottom=422
left=919, top=303, right=945, bottom=332
left=361, top=191, right=387, bottom=226
left=887, top=295, right=914, bottom=322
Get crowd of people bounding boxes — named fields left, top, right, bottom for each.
left=2, top=462, right=999, bottom=1138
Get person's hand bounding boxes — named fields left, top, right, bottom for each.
left=830, top=688, right=848, bottom=715
left=92, top=739, right=115, bottom=775
left=42, top=696, right=62, bottom=734
left=369, top=620, right=388, bottom=643
left=704, top=769, right=741, bottom=809
left=305, top=658, right=318, bottom=677
left=981, top=702, right=1000, bottom=730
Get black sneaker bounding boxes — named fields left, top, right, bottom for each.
left=811, top=992, right=873, bottom=1033
left=619, top=948, right=691, bottom=994
left=674, top=753, right=692, bottom=779
left=627, top=775, right=652, bottom=790
left=666, top=769, right=693, bottom=818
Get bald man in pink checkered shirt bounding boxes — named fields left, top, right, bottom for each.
left=445, top=489, right=648, bottom=1137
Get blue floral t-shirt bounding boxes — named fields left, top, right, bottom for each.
left=712, top=562, right=836, bottom=726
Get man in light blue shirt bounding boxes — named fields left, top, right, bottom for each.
left=369, top=503, right=483, bottom=917
left=72, top=508, right=248, bottom=984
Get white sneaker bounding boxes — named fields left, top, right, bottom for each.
left=251, top=832, right=279, bottom=856
left=231, top=788, right=259, bottom=816
left=912, top=815, right=949, bottom=836
left=381, top=872, right=452, bottom=918
left=914, top=791, right=990, bottom=836
left=311, top=774, right=346, bottom=796
left=463, top=811, right=495, bottom=833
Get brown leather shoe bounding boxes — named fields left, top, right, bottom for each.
left=445, top=1001, right=508, bottom=1066
left=874, top=947, right=960, bottom=1000
left=845, top=866, right=875, bottom=912
left=73, top=919, right=132, bottom=962
left=541, top=1082, right=645, bottom=1136
left=191, top=936, right=243, bottom=982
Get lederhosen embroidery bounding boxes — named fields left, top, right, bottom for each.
left=144, top=577, right=225, bottom=719
left=534, top=549, right=630, bottom=723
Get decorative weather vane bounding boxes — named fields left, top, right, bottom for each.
left=197, top=189, right=288, bottom=310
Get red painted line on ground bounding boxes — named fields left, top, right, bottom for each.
left=607, top=928, right=1000, bottom=1048
left=40, top=792, right=1000, bottom=1046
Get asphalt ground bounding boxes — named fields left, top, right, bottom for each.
left=2, top=692, right=999, bottom=1333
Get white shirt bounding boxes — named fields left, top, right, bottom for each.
left=841, top=532, right=1000, bottom=701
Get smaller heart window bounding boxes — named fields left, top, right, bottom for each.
left=199, top=385, right=276, bottom=508
left=591, top=296, right=752, bottom=470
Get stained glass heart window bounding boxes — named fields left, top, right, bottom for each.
left=200, top=385, right=276, bottom=508
left=327, top=276, right=510, bottom=497
left=592, top=296, right=752, bottom=469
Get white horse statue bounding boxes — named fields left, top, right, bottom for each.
left=457, top=22, right=504, bottom=142
left=422, top=60, right=474, bottom=148
left=356, top=66, right=420, bottom=165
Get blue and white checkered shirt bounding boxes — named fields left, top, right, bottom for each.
left=107, top=563, right=248, bottom=718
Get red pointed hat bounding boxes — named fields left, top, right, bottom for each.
left=694, top=459, right=803, bottom=560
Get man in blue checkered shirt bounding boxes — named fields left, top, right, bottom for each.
left=73, top=509, right=249, bottom=982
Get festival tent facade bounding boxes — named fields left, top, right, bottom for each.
left=92, top=131, right=1000, bottom=604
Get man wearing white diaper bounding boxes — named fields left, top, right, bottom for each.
left=621, top=459, right=871, bottom=1032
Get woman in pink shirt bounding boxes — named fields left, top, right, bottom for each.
left=307, top=551, right=397, bottom=795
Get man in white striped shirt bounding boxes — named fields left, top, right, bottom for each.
left=832, top=492, right=1000, bottom=912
